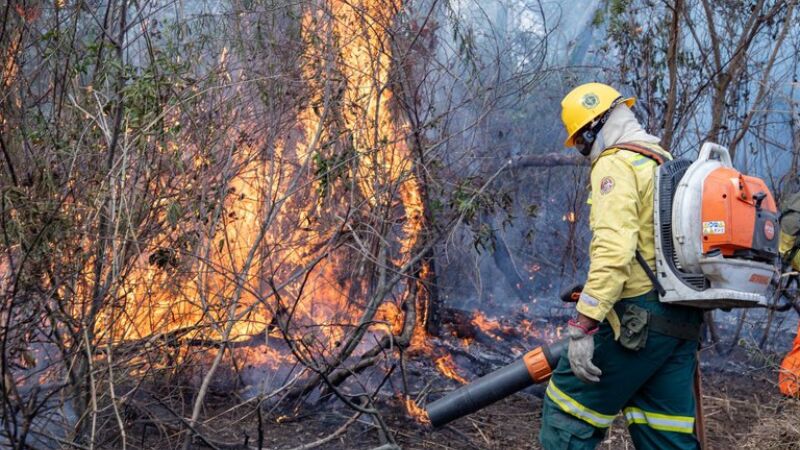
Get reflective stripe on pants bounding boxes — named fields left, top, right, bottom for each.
left=623, top=406, right=695, bottom=434
left=545, top=381, right=616, bottom=428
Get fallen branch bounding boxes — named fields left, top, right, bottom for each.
left=510, top=153, right=588, bottom=169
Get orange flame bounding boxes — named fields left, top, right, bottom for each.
left=403, top=396, right=431, bottom=425
left=87, top=0, right=430, bottom=373
left=471, top=311, right=509, bottom=341
left=435, top=354, right=468, bottom=384
left=375, top=302, right=404, bottom=335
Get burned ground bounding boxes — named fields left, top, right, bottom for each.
left=120, top=324, right=800, bottom=450
left=3, top=2, right=800, bottom=449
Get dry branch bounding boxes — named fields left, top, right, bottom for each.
left=510, top=153, right=588, bottom=169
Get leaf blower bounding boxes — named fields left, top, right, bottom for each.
left=425, top=285, right=581, bottom=428
left=628, top=142, right=780, bottom=308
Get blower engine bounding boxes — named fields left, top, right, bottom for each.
left=653, top=142, right=780, bottom=308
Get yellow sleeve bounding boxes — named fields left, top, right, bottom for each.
left=780, top=231, right=800, bottom=271
left=576, top=155, right=640, bottom=322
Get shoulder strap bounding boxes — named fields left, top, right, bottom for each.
left=635, top=250, right=666, bottom=297
left=604, top=142, right=667, bottom=165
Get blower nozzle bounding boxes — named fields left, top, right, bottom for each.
left=425, top=338, right=567, bottom=428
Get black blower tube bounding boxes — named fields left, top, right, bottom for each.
left=426, top=339, right=567, bottom=428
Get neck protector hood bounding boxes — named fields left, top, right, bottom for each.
left=588, top=104, right=660, bottom=162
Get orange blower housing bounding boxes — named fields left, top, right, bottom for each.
left=661, top=143, right=779, bottom=308
left=701, top=168, right=779, bottom=262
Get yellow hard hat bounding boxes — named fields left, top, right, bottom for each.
left=560, top=82, right=635, bottom=147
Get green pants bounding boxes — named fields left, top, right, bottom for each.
left=539, top=292, right=703, bottom=450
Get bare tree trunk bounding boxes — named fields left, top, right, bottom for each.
left=661, top=0, right=682, bottom=150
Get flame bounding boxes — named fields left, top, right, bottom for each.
left=435, top=354, right=468, bottom=384
left=13, top=5, right=40, bottom=22
left=80, top=0, right=430, bottom=378
left=471, top=311, right=509, bottom=341
left=403, top=395, right=431, bottom=425
left=409, top=263, right=433, bottom=352
left=375, top=302, right=404, bottom=335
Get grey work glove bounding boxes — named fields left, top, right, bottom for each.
left=567, top=321, right=602, bottom=384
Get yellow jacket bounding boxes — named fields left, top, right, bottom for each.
left=780, top=231, right=800, bottom=271
left=576, top=143, right=672, bottom=337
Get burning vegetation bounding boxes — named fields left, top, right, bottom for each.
left=2, top=0, right=800, bottom=449
left=0, top=0, right=486, bottom=447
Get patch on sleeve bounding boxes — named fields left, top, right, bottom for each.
left=599, top=176, right=615, bottom=195
left=578, top=292, right=599, bottom=307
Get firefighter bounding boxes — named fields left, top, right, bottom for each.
left=539, top=83, right=704, bottom=449
left=778, top=192, right=800, bottom=397
left=778, top=192, right=800, bottom=271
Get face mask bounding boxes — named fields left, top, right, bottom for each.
left=575, top=137, right=591, bottom=156
left=590, top=131, right=605, bottom=159
left=575, top=123, right=601, bottom=157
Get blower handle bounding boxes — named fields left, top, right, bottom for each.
left=698, top=142, right=733, bottom=168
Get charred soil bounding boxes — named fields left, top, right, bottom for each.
left=152, top=345, right=800, bottom=450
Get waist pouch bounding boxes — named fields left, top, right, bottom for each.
left=613, top=292, right=703, bottom=350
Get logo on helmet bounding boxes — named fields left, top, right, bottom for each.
left=581, top=93, right=600, bottom=109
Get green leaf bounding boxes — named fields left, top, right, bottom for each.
left=167, top=202, right=181, bottom=227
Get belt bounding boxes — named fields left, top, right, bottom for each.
left=613, top=302, right=702, bottom=342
